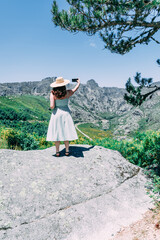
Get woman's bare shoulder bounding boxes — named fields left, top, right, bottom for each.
left=67, top=89, right=74, bottom=98
left=66, top=90, right=72, bottom=98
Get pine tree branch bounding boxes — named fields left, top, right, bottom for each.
left=141, top=86, right=160, bottom=100
left=124, top=71, right=160, bottom=106
left=99, top=20, right=160, bottom=29
left=51, top=1, right=160, bottom=54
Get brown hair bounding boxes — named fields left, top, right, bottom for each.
left=52, top=86, right=67, bottom=99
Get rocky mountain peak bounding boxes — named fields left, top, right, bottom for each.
left=86, top=79, right=99, bottom=89
left=41, top=77, right=56, bottom=83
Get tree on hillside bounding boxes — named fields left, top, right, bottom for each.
left=124, top=59, right=160, bottom=106
left=51, top=0, right=160, bottom=105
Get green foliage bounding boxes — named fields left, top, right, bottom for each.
left=0, top=95, right=50, bottom=121
left=148, top=174, right=160, bottom=202
left=0, top=95, right=51, bottom=138
left=38, top=137, right=54, bottom=149
left=124, top=72, right=160, bottom=106
left=0, top=108, right=29, bottom=121
left=1, top=128, right=39, bottom=150
left=0, top=119, right=48, bottom=137
left=51, top=0, right=160, bottom=54
left=0, top=128, right=54, bottom=150
left=73, top=130, right=160, bottom=172
left=116, top=131, right=160, bottom=168
left=0, top=95, right=52, bottom=150
left=19, top=122, right=48, bottom=136
left=77, top=123, right=113, bottom=139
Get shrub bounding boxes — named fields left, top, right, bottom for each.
left=1, top=128, right=39, bottom=150
left=1, top=128, right=21, bottom=149
left=0, top=109, right=29, bottom=121
left=38, top=137, right=53, bottom=149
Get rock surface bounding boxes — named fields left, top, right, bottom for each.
left=109, top=208, right=160, bottom=240
left=0, top=145, right=153, bottom=240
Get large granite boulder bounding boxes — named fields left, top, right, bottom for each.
left=0, top=145, right=153, bottom=240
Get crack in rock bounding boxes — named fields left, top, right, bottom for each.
left=0, top=226, right=12, bottom=231
left=2, top=167, right=141, bottom=231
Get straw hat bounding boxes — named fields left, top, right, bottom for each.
left=50, top=77, right=70, bottom=88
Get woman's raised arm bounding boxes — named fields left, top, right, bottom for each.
left=68, top=79, right=80, bottom=97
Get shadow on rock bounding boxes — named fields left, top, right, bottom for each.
left=59, top=145, right=95, bottom=158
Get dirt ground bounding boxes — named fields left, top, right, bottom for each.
left=109, top=206, right=160, bottom=240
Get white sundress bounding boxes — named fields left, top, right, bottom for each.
left=46, top=97, right=78, bottom=141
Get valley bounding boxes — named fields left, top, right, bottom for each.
left=0, top=77, right=160, bottom=149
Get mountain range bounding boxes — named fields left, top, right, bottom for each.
left=0, top=77, right=160, bottom=137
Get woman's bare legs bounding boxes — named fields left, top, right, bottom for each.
left=55, top=141, right=60, bottom=156
left=64, top=141, right=69, bottom=155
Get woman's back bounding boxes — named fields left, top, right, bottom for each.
left=55, top=98, right=69, bottom=108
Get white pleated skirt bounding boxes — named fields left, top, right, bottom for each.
left=46, top=106, right=78, bottom=141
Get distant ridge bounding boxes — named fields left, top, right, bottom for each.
left=0, top=77, right=56, bottom=97
left=0, top=77, right=160, bottom=136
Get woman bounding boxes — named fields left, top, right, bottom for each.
left=46, top=76, right=80, bottom=156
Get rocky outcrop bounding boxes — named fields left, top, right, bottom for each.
left=0, top=77, right=56, bottom=97
left=0, top=145, right=153, bottom=240
left=68, top=79, right=133, bottom=123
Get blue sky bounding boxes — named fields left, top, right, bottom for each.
left=0, top=0, right=160, bottom=88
